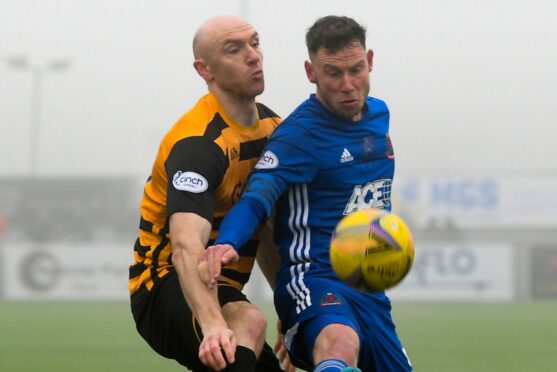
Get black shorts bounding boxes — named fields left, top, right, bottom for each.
left=131, top=271, right=282, bottom=371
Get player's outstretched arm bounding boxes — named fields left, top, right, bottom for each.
left=170, top=212, right=237, bottom=370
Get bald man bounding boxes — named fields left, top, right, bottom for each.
left=129, top=15, right=284, bottom=372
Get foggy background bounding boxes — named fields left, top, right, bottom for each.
left=1, top=0, right=556, bottom=302
left=2, top=0, right=557, bottom=177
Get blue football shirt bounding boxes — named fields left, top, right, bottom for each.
left=216, top=93, right=395, bottom=284
left=216, top=93, right=412, bottom=372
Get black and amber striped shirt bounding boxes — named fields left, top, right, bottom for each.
left=129, top=93, right=280, bottom=299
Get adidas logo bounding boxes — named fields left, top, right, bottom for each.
left=340, top=148, right=353, bottom=163
left=230, top=148, right=239, bottom=160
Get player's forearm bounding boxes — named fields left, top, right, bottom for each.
left=169, top=212, right=227, bottom=331
left=172, top=243, right=227, bottom=330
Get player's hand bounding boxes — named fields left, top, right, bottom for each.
left=273, top=320, right=296, bottom=372
left=198, top=325, right=237, bottom=371
left=200, top=244, right=239, bottom=289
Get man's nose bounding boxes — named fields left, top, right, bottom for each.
left=340, top=74, right=354, bottom=92
left=246, top=46, right=261, bottom=64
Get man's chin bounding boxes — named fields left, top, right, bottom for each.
left=248, top=84, right=265, bottom=98
left=336, top=107, right=363, bottom=121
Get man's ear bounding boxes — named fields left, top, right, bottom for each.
left=304, top=60, right=316, bottom=83
left=193, top=59, right=213, bottom=81
left=367, top=49, right=374, bottom=72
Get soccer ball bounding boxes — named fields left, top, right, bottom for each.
left=330, top=208, right=414, bottom=291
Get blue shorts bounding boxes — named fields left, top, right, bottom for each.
left=274, top=275, right=412, bottom=371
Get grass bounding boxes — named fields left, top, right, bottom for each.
left=0, top=301, right=556, bottom=371
left=0, top=301, right=183, bottom=372
left=392, top=301, right=557, bottom=371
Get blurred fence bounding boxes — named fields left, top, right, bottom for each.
left=0, top=174, right=556, bottom=301
left=0, top=177, right=139, bottom=242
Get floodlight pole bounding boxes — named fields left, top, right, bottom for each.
left=29, top=67, right=43, bottom=175
left=6, top=56, right=70, bottom=175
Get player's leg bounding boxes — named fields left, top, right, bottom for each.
left=220, top=294, right=264, bottom=371
left=312, top=323, right=359, bottom=365
left=255, top=343, right=285, bottom=372
left=221, top=299, right=267, bottom=355
left=218, top=285, right=283, bottom=372
left=301, top=315, right=360, bottom=372
left=274, top=276, right=360, bottom=371
left=274, top=277, right=362, bottom=371
left=357, top=293, right=412, bottom=372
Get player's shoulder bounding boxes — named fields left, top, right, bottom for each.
left=256, top=102, right=282, bottom=133
left=164, top=94, right=211, bottom=134
left=160, top=118, right=205, bottom=155
left=271, top=97, right=322, bottom=137
left=367, top=96, right=390, bottom=115
left=363, top=96, right=390, bottom=134
left=156, top=95, right=227, bottom=158
left=164, top=134, right=226, bottom=174
left=256, top=102, right=281, bottom=120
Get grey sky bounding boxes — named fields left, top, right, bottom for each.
left=1, top=0, right=556, bottom=178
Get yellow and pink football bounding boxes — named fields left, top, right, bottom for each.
left=330, top=208, right=414, bottom=291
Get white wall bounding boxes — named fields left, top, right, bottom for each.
left=1, top=0, right=556, bottom=178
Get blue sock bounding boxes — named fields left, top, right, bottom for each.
left=314, top=358, right=348, bottom=372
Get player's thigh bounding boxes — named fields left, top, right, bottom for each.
left=217, top=285, right=283, bottom=372
left=357, top=296, right=412, bottom=371
left=313, top=323, right=359, bottom=364
left=276, top=278, right=360, bottom=369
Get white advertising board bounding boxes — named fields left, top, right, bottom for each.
left=0, top=242, right=515, bottom=302
left=388, top=243, right=514, bottom=301
left=1, top=243, right=131, bottom=300
left=395, top=174, right=557, bottom=230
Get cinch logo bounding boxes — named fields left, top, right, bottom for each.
left=255, top=150, right=279, bottom=169
left=344, top=179, right=392, bottom=214
left=172, top=171, right=208, bottom=193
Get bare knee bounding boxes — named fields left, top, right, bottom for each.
left=222, top=302, right=268, bottom=353
left=313, top=323, right=359, bottom=366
